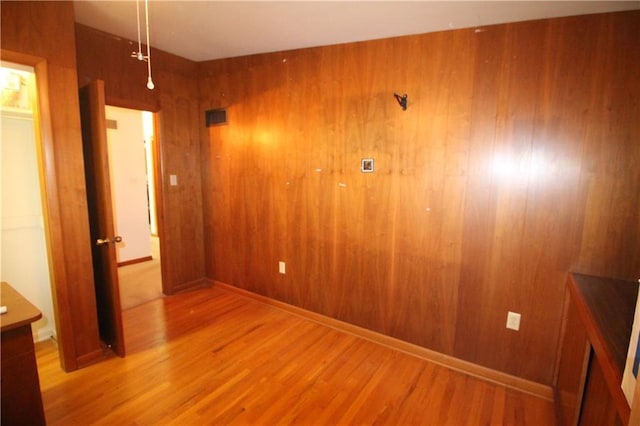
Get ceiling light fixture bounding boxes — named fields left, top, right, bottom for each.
left=130, top=0, right=154, bottom=90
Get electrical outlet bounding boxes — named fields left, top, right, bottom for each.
left=279, top=261, right=286, bottom=274
left=506, top=311, right=521, bottom=331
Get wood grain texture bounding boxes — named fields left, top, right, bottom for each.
left=215, top=280, right=553, bottom=400
left=36, top=286, right=556, bottom=425
left=0, top=1, right=76, bottom=69
left=1, top=283, right=46, bottom=425
left=554, top=288, right=590, bottom=426
left=199, top=11, right=640, bottom=385
left=567, top=274, right=638, bottom=424
left=79, top=80, right=126, bottom=356
left=75, top=24, right=206, bottom=294
left=1, top=2, right=101, bottom=371
left=580, top=357, right=620, bottom=426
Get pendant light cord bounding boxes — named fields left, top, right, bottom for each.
left=144, top=0, right=154, bottom=90
left=130, top=0, right=155, bottom=89
left=135, top=0, right=142, bottom=59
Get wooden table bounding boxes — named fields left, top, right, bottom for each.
left=1, top=281, right=46, bottom=425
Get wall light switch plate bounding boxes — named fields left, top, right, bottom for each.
left=506, top=311, right=521, bottom=331
left=279, top=261, right=286, bottom=274
left=169, top=174, right=178, bottom=186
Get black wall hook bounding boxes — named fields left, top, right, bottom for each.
left=394, top=93, right=408, bottom=110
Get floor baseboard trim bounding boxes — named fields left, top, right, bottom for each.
left=76, top=348, right=106, bottom=370
left=117, top=256, right=153, bottom=267
left=212, top=280, right=554, bottom=401
left=170, top=278, right=212, bottom=295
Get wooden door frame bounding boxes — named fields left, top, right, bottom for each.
left=1, top=50, right=79, bottom=370
left=152, top=112, right=168, bottom=295
left=103, top=97, right=166, bottom=296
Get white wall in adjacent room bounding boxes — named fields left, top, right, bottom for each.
left=106, top=105, right=151, bottom=263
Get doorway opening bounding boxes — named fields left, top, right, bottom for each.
left=104, top=105, right=163, bottom=310
left=0, top=61, right=56, bottom=342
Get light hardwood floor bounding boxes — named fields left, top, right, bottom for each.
left=36, top=285, right=556, bottom=425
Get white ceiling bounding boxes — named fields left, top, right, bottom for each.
left=73, top=1, right=640, bottom=62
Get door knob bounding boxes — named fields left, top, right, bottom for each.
left=96, top=236, right=123, bottom=246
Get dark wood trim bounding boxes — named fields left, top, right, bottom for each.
left=117, top=256, right=153, bottom=267
left=152, top=112, right=170, bottom=295
left=170, top=278, right=211, bottom=294
left=105, top=96, right=160, bottom=114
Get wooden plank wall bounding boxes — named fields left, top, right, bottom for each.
left=1, top=1, right=102, bottom=370
left=75, top=24, right=206, bottom=294
left=199, top=11, right=640, bottom=385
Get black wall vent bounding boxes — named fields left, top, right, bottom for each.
left=205, top=108, right=227, bottom=127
